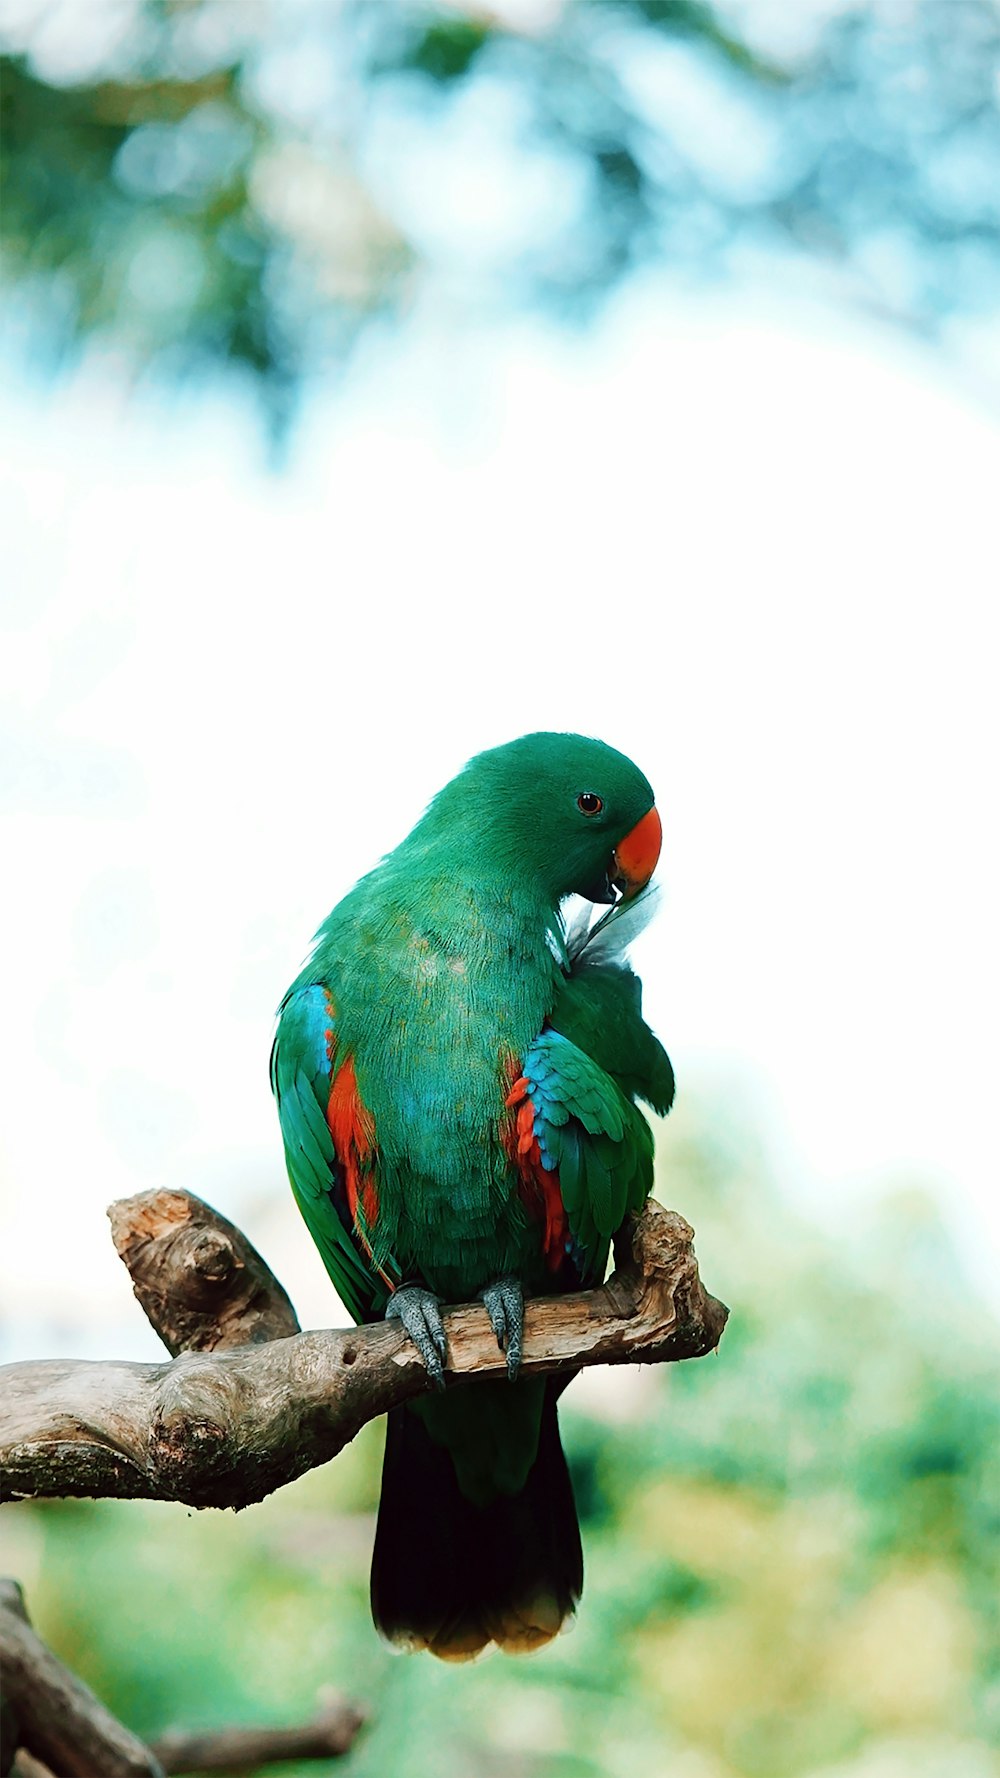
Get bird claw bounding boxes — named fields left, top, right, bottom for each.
left=479, top=1275, right=524, bottom=1381
left=386, top=1285, right=447, bottom=1390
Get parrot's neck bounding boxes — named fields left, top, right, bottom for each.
left=311, top=850, right=562, bottom=1044
left=387, top=857, right=559, bottom=986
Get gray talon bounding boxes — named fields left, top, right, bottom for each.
left=479, top=1275, right=524, bottom=1381
left=387, top=1285, right=447, bottom=1389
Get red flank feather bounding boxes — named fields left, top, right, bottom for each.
left=503, top=1061, right=568, bottom=1271
left=327, top=1055, right=379, bottom=1231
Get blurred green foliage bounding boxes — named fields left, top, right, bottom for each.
left=3, top=0, right=1000, bottom=432
left=2, top=1103, right=997, bottom=1778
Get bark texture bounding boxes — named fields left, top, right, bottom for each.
left=0, top=1188, right=724, bottom=1774
left=0, top=1574, right=364, bottom=1778
left=0, top=1579, right=164, bottom=1778
left=0, top=1192, right=727, bottom=1511
left=107, top=1190, right=300, bottom=1355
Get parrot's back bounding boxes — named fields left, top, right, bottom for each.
left=302, top=859, right=564, bottom=1303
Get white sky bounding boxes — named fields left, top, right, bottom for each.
left=2, top=277, right=998, bottom=1361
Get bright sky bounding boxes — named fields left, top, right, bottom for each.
left=2, top=276, right=998, bottom=1361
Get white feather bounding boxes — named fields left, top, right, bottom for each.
left=562, top=884, right=662, bottom=971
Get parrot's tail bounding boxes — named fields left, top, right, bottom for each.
left=370, top=1380, right=583, bottom=1661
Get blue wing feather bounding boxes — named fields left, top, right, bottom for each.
left=271, top=984, right=389, bottom=1324
left=520, top=1028, right=655, bottom=1282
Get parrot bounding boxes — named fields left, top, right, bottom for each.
left=270, top=732, right=674, bottom=1660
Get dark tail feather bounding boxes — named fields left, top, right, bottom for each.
left=370, top=1382, right=582, bottom=1661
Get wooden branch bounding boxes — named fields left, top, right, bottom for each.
left=0, top=1195, right=727, bottom=1510
left=107, top=1190, right=300, bottom=1355
left=150, top=1699, right=365, bottom=1772
left=0, top=1579, right=364, bottom=1778
left=0, top=1580, right=164, bottom=1778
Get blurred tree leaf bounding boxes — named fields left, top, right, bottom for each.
left=405, top=17, right=493, bottom=83
left=0, top=51, right=302, bottom=413
left=2, top=0, right=1000, bottom=432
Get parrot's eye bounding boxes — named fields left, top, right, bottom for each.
left=576, top=792, right=603, bottom=816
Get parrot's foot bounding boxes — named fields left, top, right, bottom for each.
left=479, top=1275, right=524, bottom=1381
left=386, top=1285, right=447, bottom=1390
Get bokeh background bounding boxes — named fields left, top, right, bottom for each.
left=2, top=2, right=999, bottom=1775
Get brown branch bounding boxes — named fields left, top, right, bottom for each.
left=150, top=1699, right=365, bottom=1773
left=0, top=1579, right=364, bottom=1777
left=0, top=1195, right=727, bottom=1510
left=107, top=1189, right=300, bottom=1355
left=0, top=1580, right=164, bottom=1778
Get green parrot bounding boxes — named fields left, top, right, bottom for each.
left=271, top=732, right=674, bottom=1659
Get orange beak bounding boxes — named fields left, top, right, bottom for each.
left=612, top=805, right=662, bottom=900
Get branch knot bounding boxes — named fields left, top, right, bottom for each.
left=2, top=1192, right=727, bottom=1510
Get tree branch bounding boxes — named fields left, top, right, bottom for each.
left=150, top=1699, right=365, bottom=1773
left=0, top=1195, right=727, bottom=1510
left=107, top=1190, right=300, bottom=1356
left=0, top=1577, right=365, bottom=1777
left=0, top=1579, right=164, bottom=1778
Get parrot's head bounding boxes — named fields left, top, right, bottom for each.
left=423, top=732, right=661, bottom=907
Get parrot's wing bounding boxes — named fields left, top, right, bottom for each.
left=558, top=886, right=675, bottom=1117
left=507, top=1029, right=654, bottom=1282
left=270, top=982, right=396, bottom=1324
